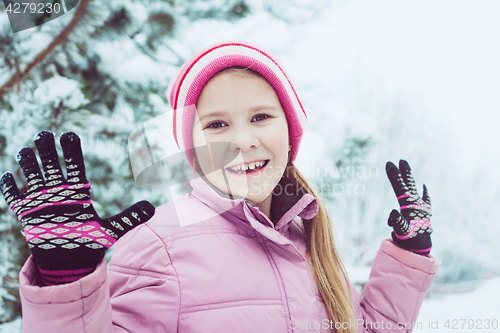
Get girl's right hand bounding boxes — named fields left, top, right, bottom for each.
left=0, top=131, right=155, bottom=285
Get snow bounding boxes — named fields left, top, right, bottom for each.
left=415, top=277, right=500, bottom=333
left=0, top=318, right=21, bottom=333
left=96, top=39, right=177, bottom=86
left=33, top=75, right=89, bottom=109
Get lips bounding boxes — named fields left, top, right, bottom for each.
left=226, top=160, right=269, bottom=174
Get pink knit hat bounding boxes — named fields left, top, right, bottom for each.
left=166, top=41, right=308, bottom=166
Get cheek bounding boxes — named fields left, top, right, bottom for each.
left=267, top=129, right=289, bottom=163
left=192, top=129, right=210, bottom=173
left=192, top=123, right=205, bottom=148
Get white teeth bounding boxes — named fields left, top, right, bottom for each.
left=228, top=160, right=266, bottom=172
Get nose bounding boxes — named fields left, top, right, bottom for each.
left=229, top=127, right=260, bottom=153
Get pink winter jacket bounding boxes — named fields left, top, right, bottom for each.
left=18, top=175, right=441, bottom=333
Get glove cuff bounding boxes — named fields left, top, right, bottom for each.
left=37, top=265, right=97, bottom=286
left=391, top=231, right=432, bottom=256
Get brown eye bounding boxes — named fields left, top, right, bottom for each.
left=252, top=114, right=270, bottom=122
left=206, top=121, right=227, bottom=129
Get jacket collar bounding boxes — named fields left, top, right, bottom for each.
left=188, top=170, right=319, bottom=237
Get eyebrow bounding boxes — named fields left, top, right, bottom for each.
left=198, top=111, right=229, bottom=123
left=249, top=105, right=279, bottom=112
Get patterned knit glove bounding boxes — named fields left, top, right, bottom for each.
left=0, top=131, right=155, bottom=285
left=385, top=160, right=432, bottom=255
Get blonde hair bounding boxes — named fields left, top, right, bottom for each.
left=287, top=162, right=357, bottom=332
left=209, top=66, right=266, bottom=81
left=195, top=66, right=357, bottom=332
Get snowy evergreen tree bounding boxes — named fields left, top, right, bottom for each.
left=0, top=0, right=251, bottom=324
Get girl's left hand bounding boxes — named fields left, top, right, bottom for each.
left=385, top=160, right=433, bottom=255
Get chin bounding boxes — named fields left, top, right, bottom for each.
left=226, top=182, right=273, bottom=203
left=245, top=194, right=269, bottom=205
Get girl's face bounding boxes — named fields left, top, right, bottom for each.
left=192, top=70, right=290, bottom=214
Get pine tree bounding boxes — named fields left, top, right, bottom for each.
left=0, top=0, right=251, bottom=324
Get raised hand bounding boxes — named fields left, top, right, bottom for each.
left=385, top=160, right=432, bottom=255
left=0, top=131, right=155, bottom=285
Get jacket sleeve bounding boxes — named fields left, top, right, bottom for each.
left=18, top=222, right=180, bottom=333
left=107, top=223, right=180, bottom=332
left=19, top=255, right=113, bottom=333
left=351, top=239, right=441, bottom=333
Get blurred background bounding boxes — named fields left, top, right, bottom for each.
left=0, top=0, right=499, bottom=331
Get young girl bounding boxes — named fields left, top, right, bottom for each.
left=1, top=42, right=440, bottom=333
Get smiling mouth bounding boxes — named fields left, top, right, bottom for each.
left=226, top=160, right=269, bottom=174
